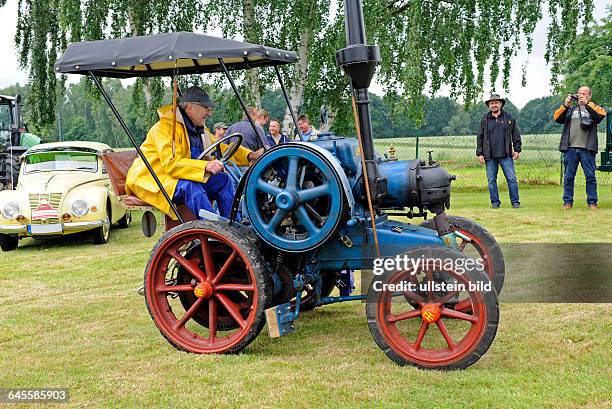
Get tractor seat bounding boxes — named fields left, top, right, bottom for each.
left=101, top=150, right=156, bottom=210
left=101, top=150, right=198, bottom=231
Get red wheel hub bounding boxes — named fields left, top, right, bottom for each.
left=421, top=304, right=441, bottom=323
left=194, top=282, right=213, bottom=299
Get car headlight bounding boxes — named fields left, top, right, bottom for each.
left=2, top=202, right=20, bottom=219
left=71, top=200, right=89, bottom=217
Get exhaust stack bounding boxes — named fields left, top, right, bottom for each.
left=336, top=0, right=387, bottom=203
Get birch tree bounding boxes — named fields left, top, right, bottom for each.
left=5, top=0, right=597, bottom=135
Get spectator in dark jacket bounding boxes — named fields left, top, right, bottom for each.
left=226, top=107, right=268, bottom=151
left=477, top=93, right=522, bottom=208
left=553, top=86, right=606, bottom=209
left=266, top=118, right=289, bottom=146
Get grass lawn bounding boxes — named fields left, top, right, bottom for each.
left=373, top=134, right=612, bottom=189
left=0, top=186, right=610, bottom=408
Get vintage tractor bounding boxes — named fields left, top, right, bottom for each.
left=0, top=94, right=40, bottom=191
left=55, top=0, right=502, bottom=369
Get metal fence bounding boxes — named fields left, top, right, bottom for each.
left=373, top=133, right=612, bottom=191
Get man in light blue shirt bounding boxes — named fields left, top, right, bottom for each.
left=297, top=114, right=319, bottom=141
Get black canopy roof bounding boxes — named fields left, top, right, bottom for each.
left=54, top=32, right=298, bottom=78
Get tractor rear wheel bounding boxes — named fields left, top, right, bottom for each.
left=144, top=220, right=271, bottom=354
left=367, top=246, right=499, bottom=370
left=420, top=216, right=505, bottom=295
left=0, top=153, right=21, bottom=190
left=175, top=241, right=254, bottom=331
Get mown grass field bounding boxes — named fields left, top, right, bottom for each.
left=1, top=186, right=611, bottom=408
left=374, top=133, right=611, bottom=190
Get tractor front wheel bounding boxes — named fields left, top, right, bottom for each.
left=367, top=246, right=499, bottom=370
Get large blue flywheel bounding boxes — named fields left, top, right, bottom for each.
left=244, top=144, right=345, bottom=252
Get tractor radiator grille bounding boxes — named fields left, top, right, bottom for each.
left=29, top=193, right=62, bottom=224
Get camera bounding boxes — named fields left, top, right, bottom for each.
left=570, top=94, right=579, bottom=101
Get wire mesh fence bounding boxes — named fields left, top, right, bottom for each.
left=373, top=133, right=612, bottom=191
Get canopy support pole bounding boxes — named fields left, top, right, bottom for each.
left=88, top=72, right=184, bottom=223
left=218, top=59, right=269, bottom=150
left=274, top=65, right=300, bottom=139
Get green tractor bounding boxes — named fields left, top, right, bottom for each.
left=0, top=95, right=40, bottom=190
left=597, top=112, right=612, bottom=172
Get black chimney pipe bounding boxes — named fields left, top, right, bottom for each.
left=336, top=0, right=387, bottom=203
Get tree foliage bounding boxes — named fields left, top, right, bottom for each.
left=5, top=81, right=567, bottom=145
left=519, top=95, right=564, bottom=134
left=4, top=0, right=597, bottom=136
left=368, top=0, right=592, bottom=119
left=560, top=6, right=611, bottom=108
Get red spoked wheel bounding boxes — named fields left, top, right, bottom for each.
left=144, top=220, right=271, bottom=354
left=175, top=242, right=253, bottom=330
left=420, top=216, right=505, bottom=295
left=366, top=246, right=499, bottom=370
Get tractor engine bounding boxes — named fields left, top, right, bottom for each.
left=310, top=134, right=454, bottom=214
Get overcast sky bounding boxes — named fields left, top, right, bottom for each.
left=0, top=0, right=607, bottom=108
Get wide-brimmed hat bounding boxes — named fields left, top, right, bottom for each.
left=485, top=93, right=506, bottom=107
left=181, top=86, right=216, bottom=108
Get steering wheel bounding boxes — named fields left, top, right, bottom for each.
left=196, top=132, right=243, bottom=163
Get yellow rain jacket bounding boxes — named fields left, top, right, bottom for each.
left=126, top=104, right=252, bottom=219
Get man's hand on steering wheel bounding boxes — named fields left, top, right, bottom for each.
left=205, top=159, right=225, bottom=175
left=247, top=148, right=264, bottom=162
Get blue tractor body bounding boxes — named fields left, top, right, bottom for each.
left=317, top=215, right=443, bottom=272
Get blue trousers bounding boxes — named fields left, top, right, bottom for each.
left=563, top=147, right=597, bottom=205
left=173, top=173, right=234, bottom=219
left=485, top=157, right=520, bottom=205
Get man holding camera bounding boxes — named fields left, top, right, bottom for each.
left=554, top=86, right=606, bottom=209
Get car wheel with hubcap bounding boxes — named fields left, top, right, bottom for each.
left=93, top=206, right=111, bottom=244
left=0, top=234, right=18, bottom=251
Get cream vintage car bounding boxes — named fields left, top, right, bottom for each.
left=0, top=141, right=131, bottom=251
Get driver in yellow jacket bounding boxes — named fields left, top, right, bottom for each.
left=126, top=86, right=263, bottom=219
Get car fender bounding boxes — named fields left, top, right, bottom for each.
left=63, top=185, right=109, bottom=222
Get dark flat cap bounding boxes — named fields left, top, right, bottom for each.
left=181, top=86, right=216, bottom=108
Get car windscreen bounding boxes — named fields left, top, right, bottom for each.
left=24, top=151, right=99, bottom=173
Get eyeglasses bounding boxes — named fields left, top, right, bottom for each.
left=192, top=102, right=213, bottom=111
